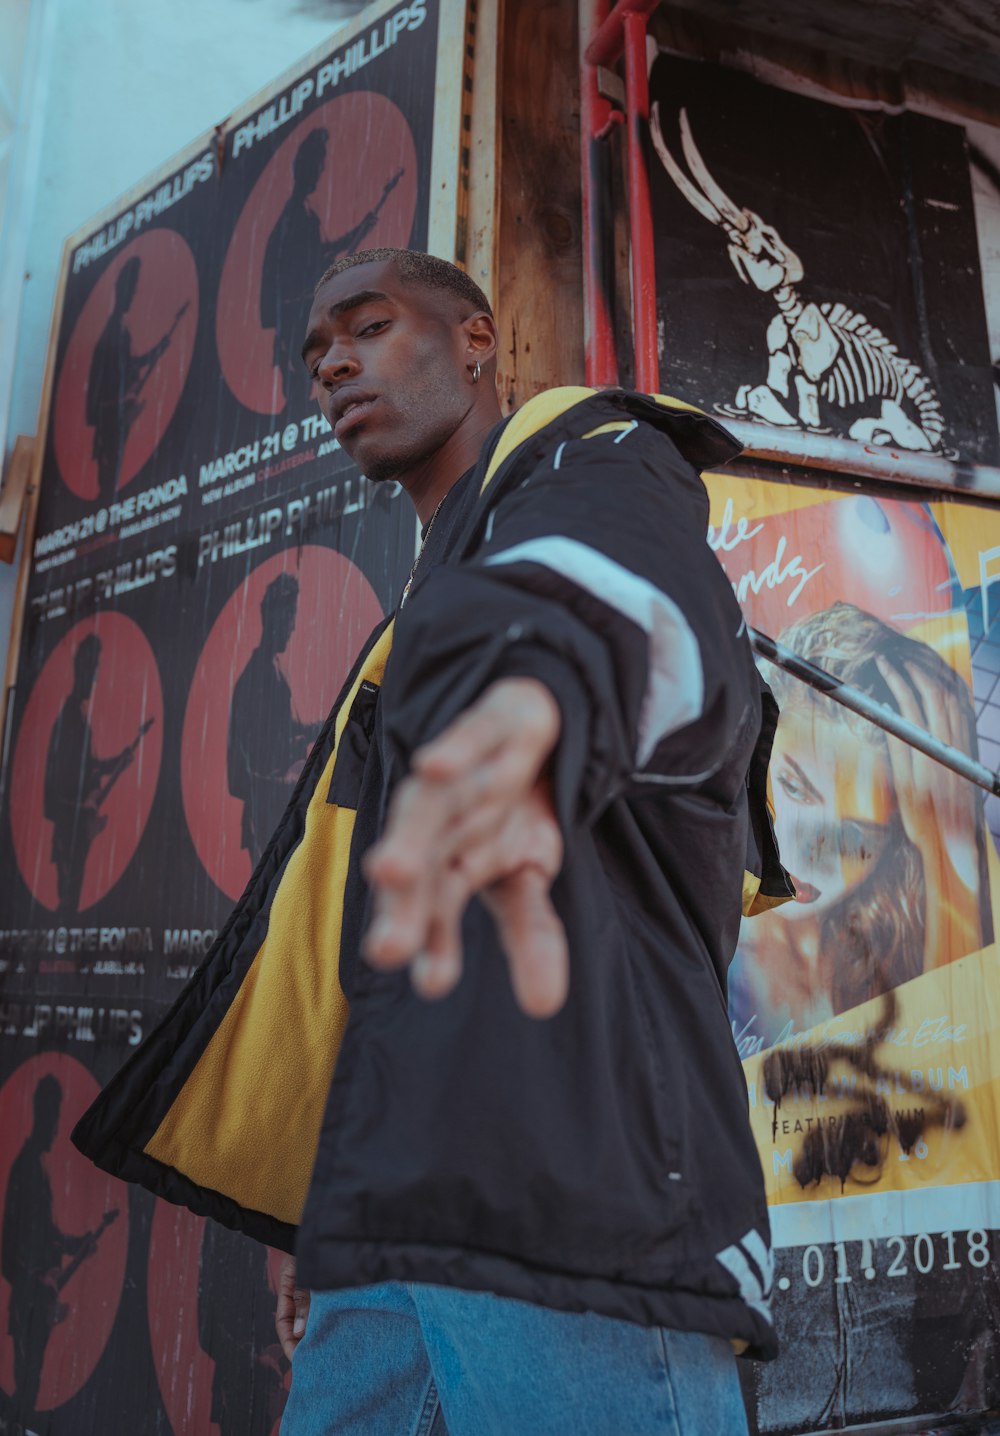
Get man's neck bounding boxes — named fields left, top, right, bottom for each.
left=400, top=406, right=502, bottom=526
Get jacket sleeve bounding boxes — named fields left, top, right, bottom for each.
left=380, top=419, right=759, bottom=831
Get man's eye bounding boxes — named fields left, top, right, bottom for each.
left=359, top=320, right=388, bottom=337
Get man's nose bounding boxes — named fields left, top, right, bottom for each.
left=317, top=346, right=359, bottom=384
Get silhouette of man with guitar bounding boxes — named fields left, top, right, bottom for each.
left=260, top=128, right=403, bottom=408
left=227, top=575, right=321, bottom=867
left=1, top=1076, right=118, bottom=1419
left=43, top=634, right=154, bottom=914
left=198, top=1220, right=287, bottom=1436
left=86, top=255, right=189, bottom=506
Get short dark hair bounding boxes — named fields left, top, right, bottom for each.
left=74, top=633, right=102, bottom=683
left=315, top=248, right=493, bottom=319
left=261, top=572, right=299, bottom=621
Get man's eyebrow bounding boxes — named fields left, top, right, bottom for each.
left=300, top=290, right=393, bottom=363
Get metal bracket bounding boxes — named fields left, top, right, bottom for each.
left=596, top=65, right=626, bottom=108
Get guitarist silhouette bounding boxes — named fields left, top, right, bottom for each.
left=86, top=255, right=189, bottom=506
left=227, top=575, right=321, bottom=866
left=2, top=1077, right=116, bottom=1420
left=43, top=635, right=154, bottom=914
left=197, top=1221, right=286, bottom=1436
left=260, top=127, right=403, bottom=408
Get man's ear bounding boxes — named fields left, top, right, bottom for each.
left=464, top=311, right=499, bottom=367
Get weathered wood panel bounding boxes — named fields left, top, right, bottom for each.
left=495, top=0, right=585, bottom=411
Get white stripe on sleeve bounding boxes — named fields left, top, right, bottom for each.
left=483, top=536, right=704, bottom=766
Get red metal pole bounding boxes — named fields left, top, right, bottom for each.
left=585, top=0, right=661, bottom=70
left=580, top=0, right=620, bottom=387
left=580, top=0, right=661, bottom=390
left=622, top=9, right=659, bottom=393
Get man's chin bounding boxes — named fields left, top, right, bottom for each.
left=354, top=463, right=399, bottom=485
left=347, top=441, right=408, bottom=486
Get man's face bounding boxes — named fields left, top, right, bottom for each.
left=301, top=261, right=474, bottom=483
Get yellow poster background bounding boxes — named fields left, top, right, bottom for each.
left=704, top=472, right=1000, bottom=1224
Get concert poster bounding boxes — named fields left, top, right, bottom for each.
left=701, top=467, right=1000, bottom=1431
left=0, top=0, right=470, bottom=1429
left=0, top=0, right=471, bottom=1001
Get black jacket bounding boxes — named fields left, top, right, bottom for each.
left=73, top=388, right=790, bottom=1360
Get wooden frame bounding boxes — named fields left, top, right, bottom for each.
left=0, top=434, right=40, bottom=780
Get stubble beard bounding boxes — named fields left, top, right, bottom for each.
left=354, top=394, right=469, bottom=486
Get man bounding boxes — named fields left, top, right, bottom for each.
left=227, top=573, right=321, bottom=866
left=260, top=127, right=402, bottom=409
left=87, top=257, right=177, bottom=506
left=3, top=1077, right=89, bottom=1418
left=74, top=249, right=790, bottom=1434
left=44, top=634, right=133, bottom=914
left=197, top=1218, right=286, bottom=1436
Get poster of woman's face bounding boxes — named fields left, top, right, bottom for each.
left=710, top=481, right=996, bottom=1051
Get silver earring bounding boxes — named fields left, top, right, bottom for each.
left=472, top=360, right=481, bottom=384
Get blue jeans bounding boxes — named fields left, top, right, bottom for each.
left=281, top=1282, right=750, bottom=1436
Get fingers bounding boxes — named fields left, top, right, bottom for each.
left=365, top=797, right=567, bottom=1015
left=366, top=708, right=556, bottom=894
left=409, top=862, right=469, bottom=1001
left=367, top=787, right=563, bottom=961
left=293, top=1286, right=311, bottom=1344
left=483, top=868, right=570, bottom=1017
left=877, top=656, right=981, bottom=850
left=880, top=655, right=972, bottom=749
left=364, top=681, right=561, bottom=973
left=362, top=755, right=524, bottom=967
left=876, top=660, right=917, bottom=771
left=876, top=657, right=926, bottom=727
left=275, top=1255, right=310, bottom=1362
left=363, top=679, right=566, bottom=1015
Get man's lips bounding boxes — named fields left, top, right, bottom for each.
left=333, top=395, right=378, bottom=439
left=788, top=874, right=821, bottom=904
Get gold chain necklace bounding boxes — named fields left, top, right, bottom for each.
left=400, top=496, right=446, bottom=606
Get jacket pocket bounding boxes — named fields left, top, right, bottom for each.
left=327, top=680, right=379, bottom=810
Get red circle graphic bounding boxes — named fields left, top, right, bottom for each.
left=147, top=1202, right=288, bottom=1436
left=216, top=93, right=417, bottom=415
left=53, top=229, right=198, bottom=503
left=8, top=613, right=164, bottom=914
left=0, top=1054, right=129, bottom=1413
left=181, top=545, right=383, bottom=900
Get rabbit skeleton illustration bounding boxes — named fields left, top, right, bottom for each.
left=650, top=105, right=945, bottom=453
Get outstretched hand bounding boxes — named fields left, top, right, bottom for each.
left=363, top=678, right=569, bottom=1017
